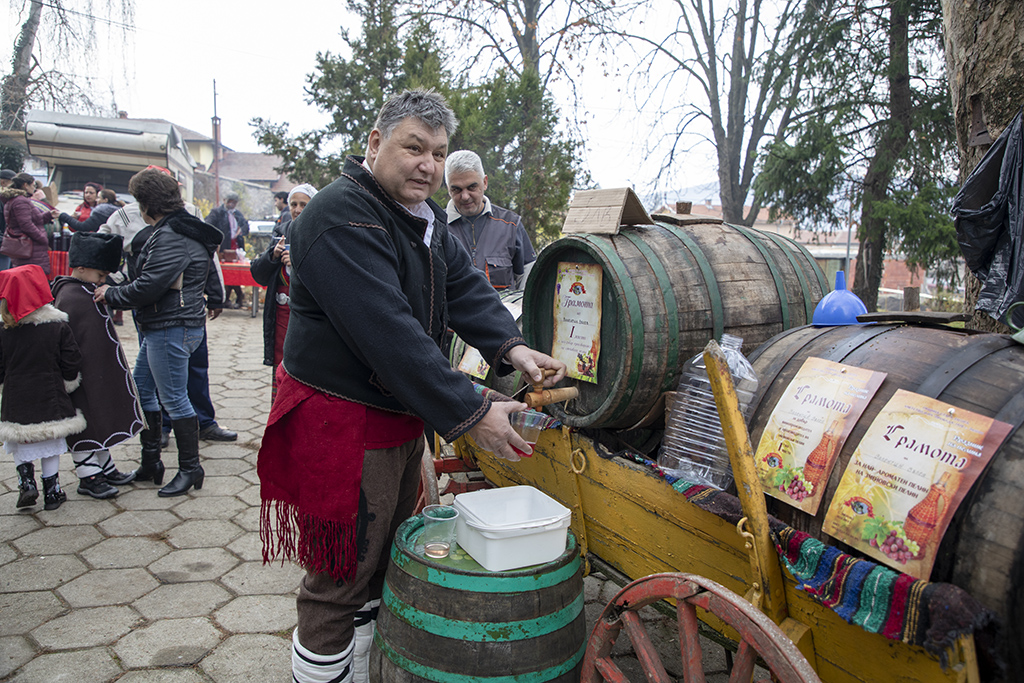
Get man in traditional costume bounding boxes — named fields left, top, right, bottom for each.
left=257, top=89, right=566, bottom=683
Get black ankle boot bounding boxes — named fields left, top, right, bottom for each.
left=42, top=474, right=67, bottom=510
left=159, top=416, right=204, bottom=497
left=135, top=410, right=165, bottom=485
left=16, top=462, right=38, bottom=508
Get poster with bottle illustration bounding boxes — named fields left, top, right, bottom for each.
left=755, top=358, right=886, bottom=514
left=456, top=296, right=525, bottom=380
left=822, top=389, right=1011, bottom=579
left=551, top=262, right=602, bottom=383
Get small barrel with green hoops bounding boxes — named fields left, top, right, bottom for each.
left=368, top=514, right=585, bottom=682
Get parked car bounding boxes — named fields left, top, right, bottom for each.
left=248, top=220, right=277, bottom=234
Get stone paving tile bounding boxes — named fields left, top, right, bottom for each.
left=148, top=548, right=239, bottom=583
left=80, top=536, right=171, bottom=569
left=231, top=507, right=260, bottom=533
left=0, top=555, right=87, bottom=593
left=113, top=617, right=222, bottom=669
left=56, top=567, right=158, bottom=608
left=200, top=633, right=291, bottom=682
left=0, top=591, right=65, bottom=636
left=220, top=560, right=304, bottom=596
left=133, top=582, right=232, bottom=620
left=36, top=499, right=119, bottom=526
left=98, top=509, right=180, bottom=537
left=0, top=513, right=42, bottom=542
left=0, top=635, right=35, bottom=679
left=115, top=488, right=185, bottom=510
left=11, top=524, right=103, bottom=556
left=30, top=605, right=141, bottom=649
left=0, top=542, right=17, bottom=566
left=190, top=475, right=248, bottom=498
left=165, top=519, right=244, bottom=549
left=172, top=495, right=248, bottom=520
left=199, top=459, right=252, bottom=477
left=116, top=669, right=214, bottom=682
left=213, top=595, right=296, bottom=633
left=234, top=488, right=262, bottom=512
left=6, top=647, right=122, bottom=682
left=224, top=532, right=263, bottom=562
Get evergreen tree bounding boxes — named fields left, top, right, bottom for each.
left=443, top=70, right=583, bottom=245
left=251, top=0, right=444, bottom=188
left=754, top=0, right=958, bottom=310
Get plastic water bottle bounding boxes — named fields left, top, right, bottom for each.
left=658, top=334, right=758, bottom=489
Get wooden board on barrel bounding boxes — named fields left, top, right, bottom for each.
left=522, top=218, right=827, bottom=429
left=447, top=289, right=527, bottom=398
left=746, top=323, right=1024, bottom=672
left=369, top=516, right=586, bottom=682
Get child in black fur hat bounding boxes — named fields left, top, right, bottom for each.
left=51, top=232, right=144, bottom=499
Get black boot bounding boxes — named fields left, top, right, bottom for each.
left=42, top=474, right=67, bottom=510
left=16, top=462, right=38, bottom=508
left=77, top=474, right=119, bottom=499
left=135, top=410, right=165, bottom=485
left=158, top=416, right=204, bottom=497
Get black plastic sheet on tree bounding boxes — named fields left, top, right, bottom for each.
left=952, top=108, right=1024, bottom=328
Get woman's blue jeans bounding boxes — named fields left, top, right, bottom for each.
left=134, top=325, right=205, bottom=420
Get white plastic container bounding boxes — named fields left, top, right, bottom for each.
left=453, top=486, right=571, bottom=572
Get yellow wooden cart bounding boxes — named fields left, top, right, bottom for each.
left=446, top=342, right=983, bottom=683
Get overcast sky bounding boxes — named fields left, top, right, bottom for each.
left=3, top=0, right=718, bottom=197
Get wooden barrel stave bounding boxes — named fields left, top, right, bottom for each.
left=523, top=219, right=826, bottom=428
left=747, top=323, right=1024, bottom=669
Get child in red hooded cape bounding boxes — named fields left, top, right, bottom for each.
left=0, top=265, right=84, bottom=510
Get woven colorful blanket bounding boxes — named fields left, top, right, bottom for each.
left=610, top=450, right=1001, bottom=676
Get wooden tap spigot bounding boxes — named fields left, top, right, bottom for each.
left=524, top=369, right=579, bottom=408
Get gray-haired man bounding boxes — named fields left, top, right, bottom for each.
left=445, top=150, right=536, bottom=290
left=256, top=89, right=566, bottom=683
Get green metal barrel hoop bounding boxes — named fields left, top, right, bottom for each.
left=786, top=238, right=829, bottom=295
left=729, top=224, right=791, bottom=330
left=573, top=234, right=647, bottom=425
left=754, top=230, right=816, bottom=322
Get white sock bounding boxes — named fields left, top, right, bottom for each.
left=352, top=598, right=380, bottom=683
left=292, top=628, right=354, bottom=683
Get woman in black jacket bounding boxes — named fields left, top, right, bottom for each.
left=250, top=183, right=317, bottom=403
left=94, top=169, right=224, bottom=497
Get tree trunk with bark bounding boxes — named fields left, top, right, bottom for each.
left=850, top=1, right=913, bottom=311
left=942, top=0, right=1024, bottom=331
left=0, top=0, right=43, bottom=168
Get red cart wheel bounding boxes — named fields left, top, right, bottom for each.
left=581, top=573, right=820, bottom=683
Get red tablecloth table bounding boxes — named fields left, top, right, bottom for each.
left=220, top=261, right=264, bottom=317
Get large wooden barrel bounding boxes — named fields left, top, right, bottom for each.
left=746, top=323, right=1024, bottom=668
left=369, top=516, right=586, bottom=682
left=449, top=289, right=526, bottom=397
left=523, top=217, right=827, bottom=428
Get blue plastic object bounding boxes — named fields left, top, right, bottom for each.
left=812, top=271, right=868, bottom=325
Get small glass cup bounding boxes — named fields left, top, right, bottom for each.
left=420, top=505, right=459, bottom=559
left=509, top=410, right=546, bottom=458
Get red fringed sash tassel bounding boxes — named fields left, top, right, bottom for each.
left=257, top=365, right=422, bottom=583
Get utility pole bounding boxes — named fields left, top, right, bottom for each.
left=212, top=79, right=221, bottom=207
